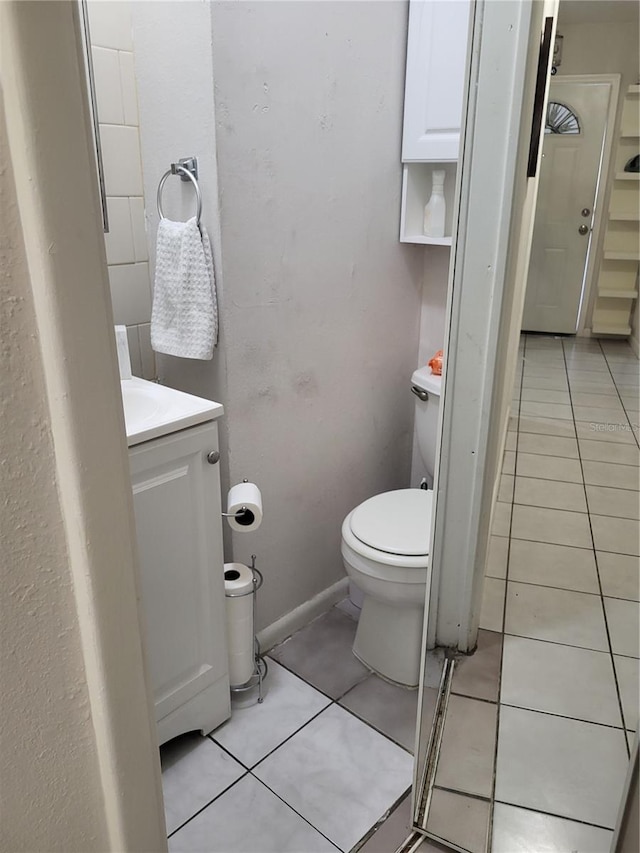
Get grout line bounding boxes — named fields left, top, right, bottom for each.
left=166, top=771, right=250, bottom=839
left=492, top=798, right=618, bottom=833
left=499, top=700, right=627, bottom=732
left=503, top=629, right=640, bottom=659
left=563, top=338, right=631, bottom=760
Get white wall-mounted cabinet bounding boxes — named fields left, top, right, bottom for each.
left=400, top=0, right=471, bottom=244
left=402, top=0, right=471, bottom=163
left=129, top=421, right=230, bottom=745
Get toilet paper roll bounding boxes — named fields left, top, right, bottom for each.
left=224, top=562, right=255, bottom=688
left=226, top=482, right=263, bottom=533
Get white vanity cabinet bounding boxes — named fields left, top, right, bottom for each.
left=400, top=0, right=471, bottom=244
left=129, top=420, right=230, bottom=745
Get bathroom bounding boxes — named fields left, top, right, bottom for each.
left=2, top=1, right=638, bottom=852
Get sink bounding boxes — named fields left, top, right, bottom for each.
left=121, top=377, right=223, bottom=446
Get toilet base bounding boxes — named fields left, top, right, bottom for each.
left=352, top=595, right=425, bottom=688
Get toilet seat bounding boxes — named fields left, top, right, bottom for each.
left=350, top=489, right=433, bottom=556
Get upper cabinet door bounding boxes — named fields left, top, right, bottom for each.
left=402, top=0, right=471, bottom=162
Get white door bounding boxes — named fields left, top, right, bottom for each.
left=522, top=79, right=611, bottom=333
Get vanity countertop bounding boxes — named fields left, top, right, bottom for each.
left=121, top=376, right=224, bottom=447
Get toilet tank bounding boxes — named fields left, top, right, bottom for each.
left=411, top=366, right=442, bottom=477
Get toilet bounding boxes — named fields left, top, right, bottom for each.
left=341, top=366, right=442, bottom=687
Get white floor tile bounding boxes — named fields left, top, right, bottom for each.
left=161, top=734, right=245, bottom=836
left=501, top=636, right=621, bottom=726
left=520, top=401, right=573, bottom=421
left=575, top=422, right=636, bottom=445
left=505, top=582, right=608, bottom=651
left=516, top=453, right=583, bottom=484
left=434, top=694, right=497, bottom=798
left=583, top=461, right=639, bottom=491
left=480, top=577, right=506, bottom=632
left=591, top=515, right=640, bottom=557
left=495, top=706, right=628, bottom=828
left=498, top=474, right=514, bottom=503
left=587, top=485, right=639, bottom=520
left=521, top=388, right=570, bottom=405
left=486, top=536, right=509, bottom=579
left=514, top=477, right=587, bottom=513
left=253, top=704, right=412, bottom=852
left=604, top=598, right=640, bottom=658
left=212, top=660, right=330, bottom=767
left=572, top=392, right=625, bottom=408
left=579, top=439, right=640, bottom=466
left=168, top=774, right=337, bottom=852
left=508, top=539, right=599, bottom=594
left=518, top=415, right=576, bottom=438
left=491, top=502, right=511, bottom=537
left=517, top=432, right=577, bottom=458
left=502, top=450, right=516, bottom=475
left=491, top=803, right=613, bottom=853
left=614, top=655, right=639, bottom=731
left=597, top=552, right=640, bottom=601
left=522, top=374, right=569, bottom=391
left=511, top=505, right=592, bottom=549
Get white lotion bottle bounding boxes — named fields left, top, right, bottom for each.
left=423, top=169, right=446, bottom=238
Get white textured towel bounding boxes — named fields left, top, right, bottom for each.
left=151, top=217, right=218, bottom=360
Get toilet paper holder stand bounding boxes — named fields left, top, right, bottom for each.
left=225, top=554, right=268, bottom=704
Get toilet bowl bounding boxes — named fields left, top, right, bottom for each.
left=341, top=488, right=433, bottom=688
left=341, top=366, right=441, bottom=688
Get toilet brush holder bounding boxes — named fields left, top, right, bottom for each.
left=224, top=555, right=268, bottom=706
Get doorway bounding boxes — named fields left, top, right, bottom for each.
left=522, top=75, right=618, bottom=334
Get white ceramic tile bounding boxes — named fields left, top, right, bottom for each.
left=87, top=1, right=133, bottom=50
left=427, top=789, right=490, bottom=853
left=118, top=50, right=139, bottom=125
left=520, top=388, right=570, bottom=405
left=91, top=47, right=123, bottom=124
left=100, top=124, right=143, bottom=196
left=522, top=374, right=569, bottom=391
left=168, top=774, right=337, bottom=852
left=491, top=502, right=511, bottom=537
left=572, top=392, right=624, bottom=408
left=573, top=405, right=627, bottom=426
left=583, top=461, right=639, bottom=491
left=597, top=552, right=640, bottom=601
left=213, top=660, right=330, bottom=767
left=511, top=505, right=592, bottom=549
left=485, top=536, right=509, bottom=579
left=498, top=474, right=514, bottom=503
left=108, top=262, right=151, bottom=326
left=591, top=515, right=640, bottom=557
left=104, top=196, right=135, bottom=265
left=492, top=803, right=613, bottom=853
left=495, top=705, right=628, bottom=828
left=505, top=582, right=608, bottom=651
left=514, top=476, right=587, bottom=513
left=576, top=421, right=636, bottom=445
left=129, top=197, right=149, bottom=261
left=160, top=734, right=245, bottom=835
left=587, top=485, right=639, bottom=520
left=604, top=597, right=639, bottom=658
left=479, top=577, right=505, bottom=632
left=126, top=324, right=142, bottom=377
left=520, top=401, right=573, bottom=421
left=614, top=655, right=639, bottom=730
left=517, top=432, right=577, bottom=458
left=502, top=450, right=516, bottom=475
left=567, top=369, right=617, bottom=384
left=579, top=439, right=640, bottom=466
left=138, top=323, right=156, bottom=381
left=515, top=453, right=583, bottom=484
left=434, top=694, right=497, bottom=798
left=501, top=636, right=621, bottom=726
left=508, top=539, right=598, bottom=593
left=518, top=416, right=576, bottom=438
left=254, top=704, right=412, bottom=852
left=505, top=431, right=517, bottom=451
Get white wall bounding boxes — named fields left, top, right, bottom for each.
left=88, top=0, right=156, bottom=379
left=132, top=0, right=424, bottom=631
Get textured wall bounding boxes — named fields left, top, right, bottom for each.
left=133, top=0, right=424, bottom=631
left=0, top=93, right=108, bottom=853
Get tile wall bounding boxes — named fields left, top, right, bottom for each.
left=88, top=1, right=155, bottom=379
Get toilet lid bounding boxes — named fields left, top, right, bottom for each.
left=349, top=489, right=433, bottom=557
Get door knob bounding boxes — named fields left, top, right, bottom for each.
left=207, top=450, right=220, bottom=464
left=578, top=224, right=589, bottom=235
left=581, top=208, right=591, bottom=217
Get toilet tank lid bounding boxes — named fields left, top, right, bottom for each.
left=350, top=489, right=433, bottom=557
left=411, top=367, right=442, bottom=397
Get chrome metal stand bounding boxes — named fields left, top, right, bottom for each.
left=226, top=555, right=268, bottom=705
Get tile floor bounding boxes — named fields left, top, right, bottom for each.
left=434, top=333, right=639, bottom=853
left=162, top=604, right=443, bottom=853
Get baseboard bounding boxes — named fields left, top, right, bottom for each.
left=257, top=577, right=349, bottom=653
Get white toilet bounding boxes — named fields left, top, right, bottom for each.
left=341, top=366, right=442, bottom=687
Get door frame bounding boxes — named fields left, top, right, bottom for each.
left=548, top=74, right=621, bottom=335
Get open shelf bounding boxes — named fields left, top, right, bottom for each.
left=598, top=290, right=638, bottom=300
left=604, top=251, right=640, bottom=261
left=615, top=172, right=640, bottom=181
left=400, top=162, right=458, bottom=245
left=609, top=212, right=640, bottom=222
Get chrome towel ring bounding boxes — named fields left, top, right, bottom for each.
left=157, top=157, right=202, bottom=225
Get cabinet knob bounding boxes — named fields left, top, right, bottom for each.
left=207, top=450, right=220, bottom=465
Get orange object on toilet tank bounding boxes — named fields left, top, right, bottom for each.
left=428, top=350, right=443, bottom=376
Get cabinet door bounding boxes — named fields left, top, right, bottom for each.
left=402, top=0, right=471, bottom=162
left=129, top=423, right=229, bottom=726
